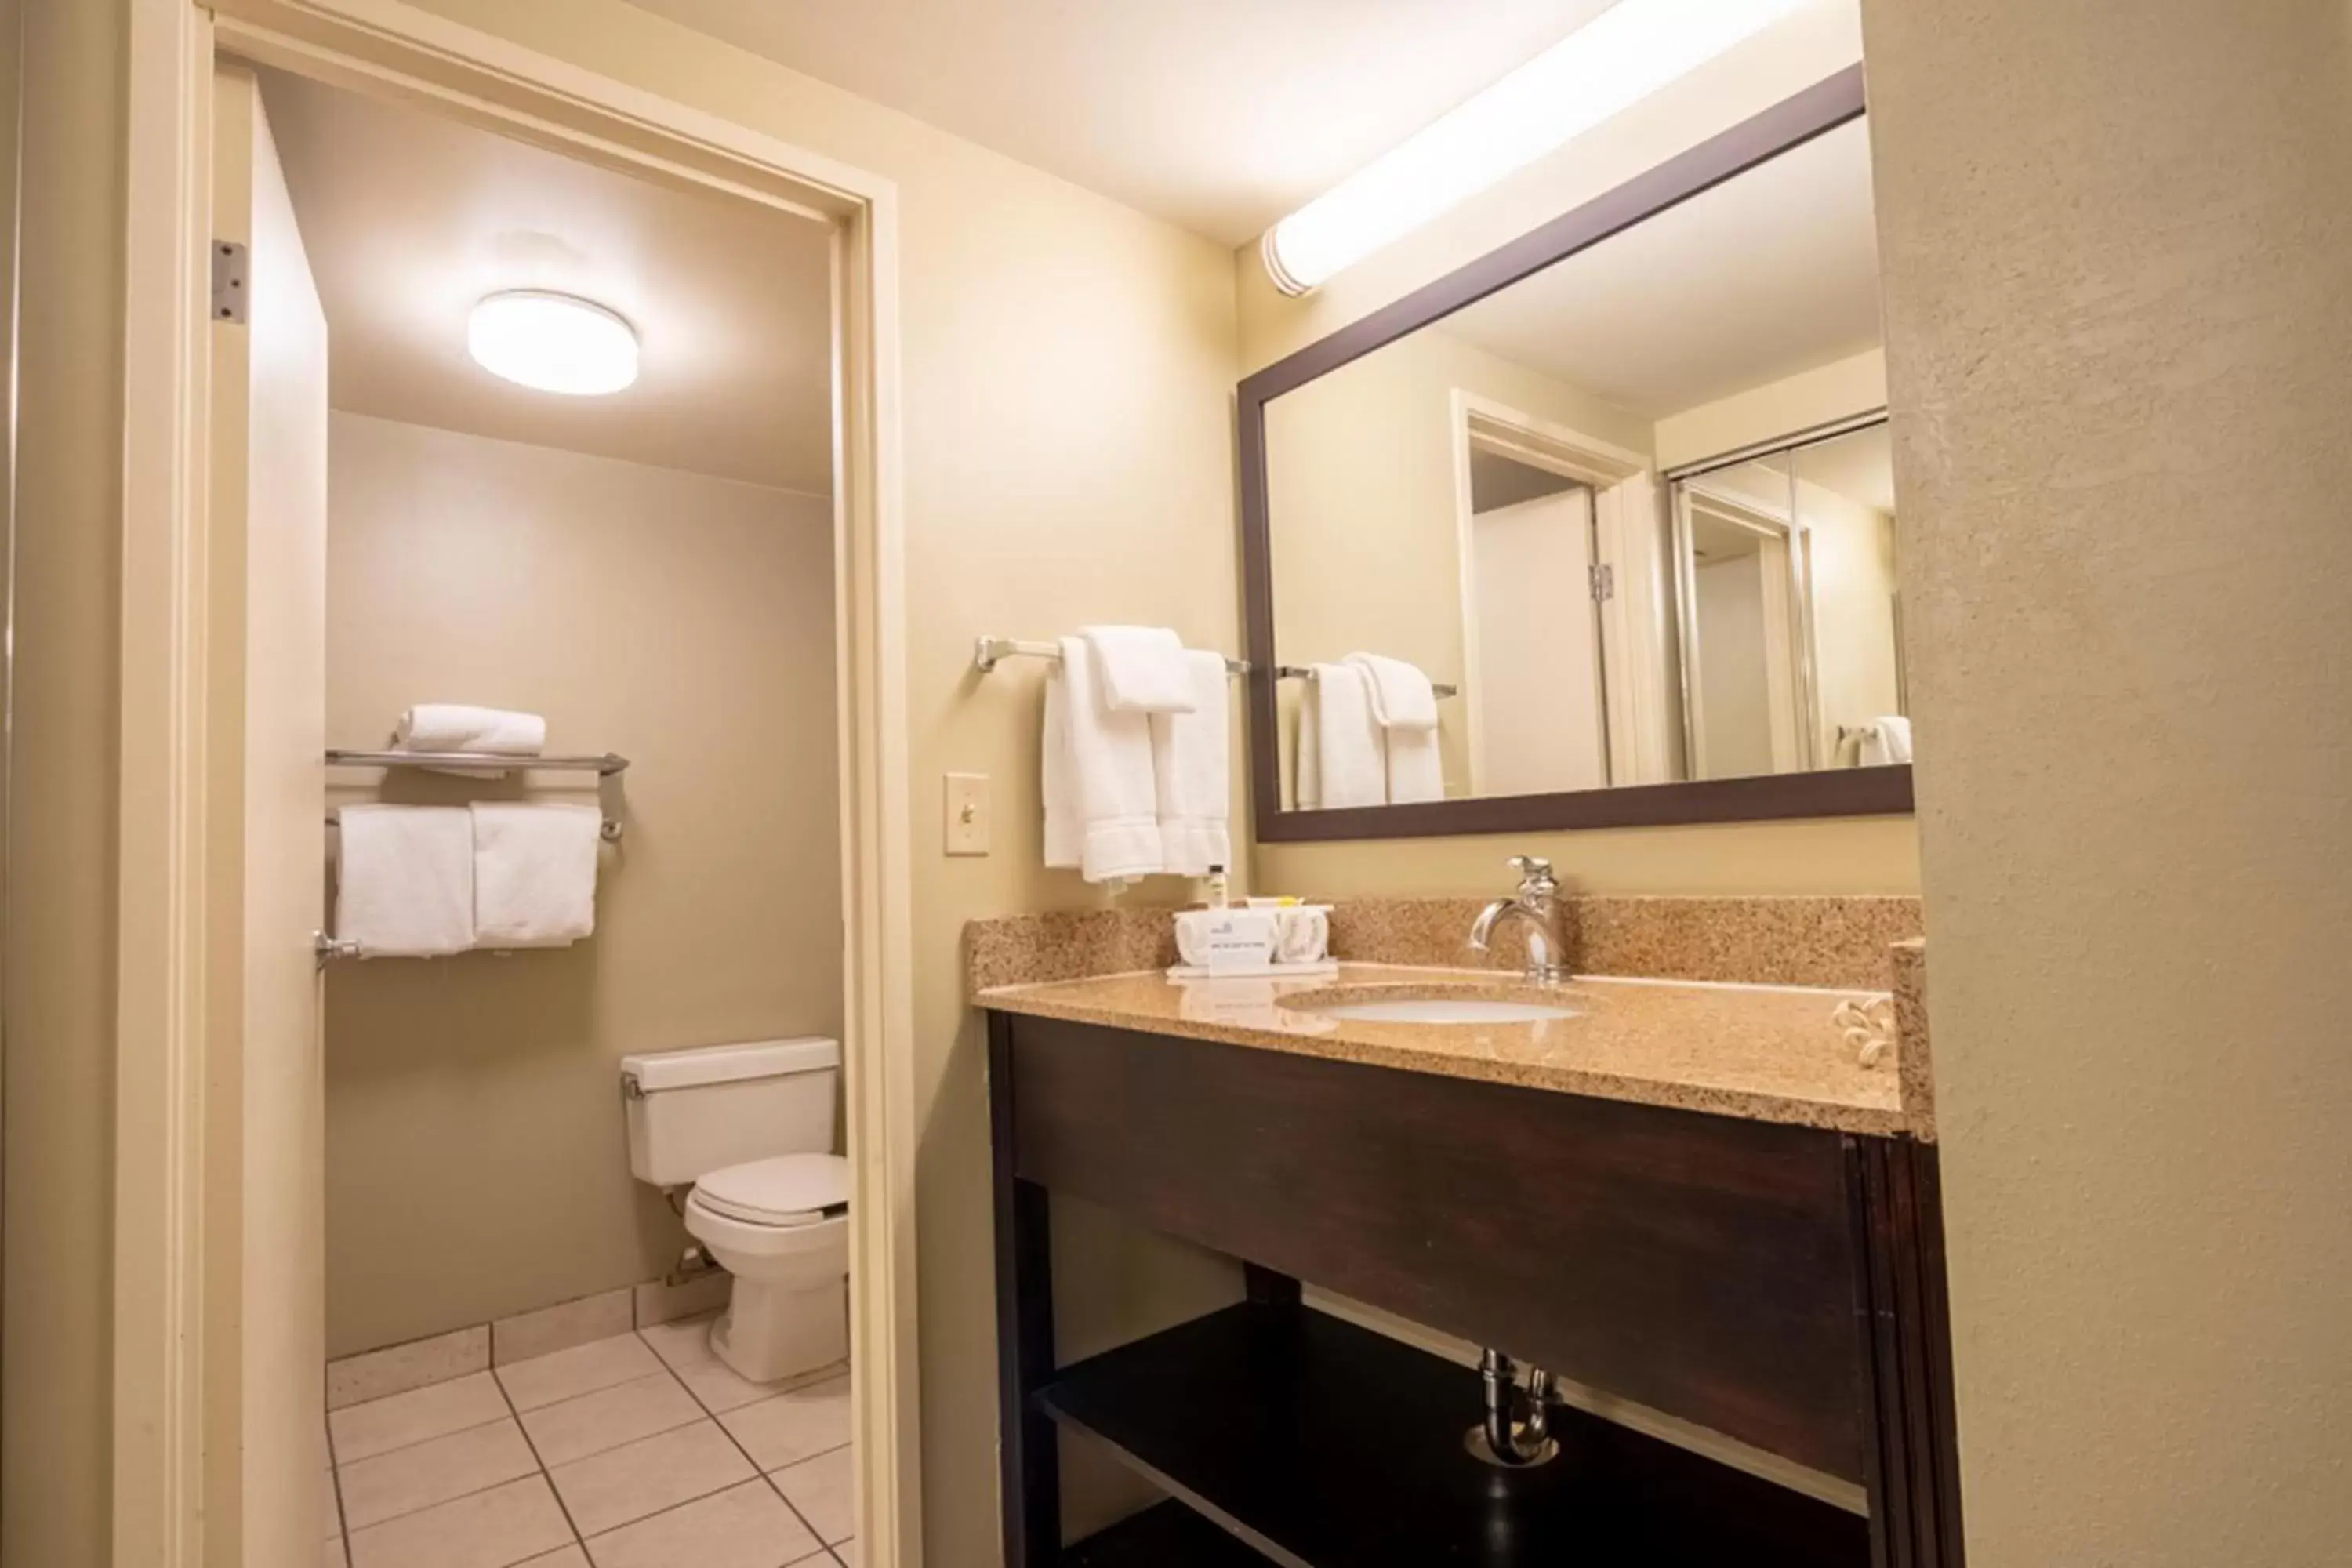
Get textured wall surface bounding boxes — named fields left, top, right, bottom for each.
left=1863, top=0, right=2352, bottom=1560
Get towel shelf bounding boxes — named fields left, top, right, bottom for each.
left=1273, top=664, right=1459, bottom=700
left=325, top=747, right=628, bottom=842
left=974, top=635, right=1249, bottom=677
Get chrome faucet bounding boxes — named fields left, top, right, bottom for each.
left=1468, top=855, right=1572, bottom=983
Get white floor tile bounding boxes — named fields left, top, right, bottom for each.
left=636, top=1312, right=718, bottom=1372
left=324, top=1463, right=344, bottom=1537
left=718, top=1376, right=851, bottom=1472
left=582, top=1478, right=818, bottom=1568
left=548, top=1420, right=756, bottom=1537
left=521, top=1371, right=704, bottom=1467
left=338, top=1418, right=540, bottom=1531
left=324, top=1537, right=349, bottom=1568
left=829, top=1539, right=858, bottom=1568
left=769, top=1446, right=854, bottom=1545
left=331, top=1373, right=511, bottom=1465
left=344, top=1474, right=572, bottom=1568
left=516, top=1549, right=590, bottom=1567
left=498, top=1334, right=663, bottom=1414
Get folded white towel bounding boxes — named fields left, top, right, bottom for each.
left=1044, top=636, right=1164, bottom=883
left=1858, top=714, right=1914, bottom=766
left=1080, top=626, right=1198, bottom=714
left=1383, top=724, right=1446, bottom=804
left=334, top=805, right=475, bottom=958
left=471, top=802, right=601, bottom=949
left=1152, top=648, right=1232, bottom=877
left=1343, top=652, right=1440, bottom=732
left=1296, top=662, right=1387, bottom=810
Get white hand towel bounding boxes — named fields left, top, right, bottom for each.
left=1152, top=648, right=1232, bottom=877
left=333, top=805, right=475, bottom=958
left=1043, top=636, right=1164, bottom=883
left=1383, top=724, right=1446, bottom=804
left=1858, top=714, right=1914, bottom=766
left=1079, top=626, right=1198, bottom=714
left=1343, top=652, right=1440, bottom=732
left=1301, top=663, right=1387, bottom=809
left=471, top=802, right=601, bottom=949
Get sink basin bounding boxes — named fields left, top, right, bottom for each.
left=1305, top=997, right=1579, bottom=1025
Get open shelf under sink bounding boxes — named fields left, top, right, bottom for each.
left=1044, top=1301, right=1869, bottom=1568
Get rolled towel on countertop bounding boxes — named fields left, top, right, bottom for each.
left=333, top=805, right=476, bottom=958
left=471, top=802, right=602, bottom=949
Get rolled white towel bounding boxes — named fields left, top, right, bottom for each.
left=394, top=703, right=548, bottom=757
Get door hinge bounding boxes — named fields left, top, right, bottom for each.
left=1588, top=563, right=1616, bottom=602
left=210, top=239, right=249, bottom=323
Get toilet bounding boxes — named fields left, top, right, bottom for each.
left=621, top=1037, right=850, bottom=1383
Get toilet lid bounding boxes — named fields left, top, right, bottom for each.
left=693, top=1153, right=850, bottom=1227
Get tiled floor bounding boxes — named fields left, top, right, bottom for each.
left=325, top=1312, right=854, bottom=1568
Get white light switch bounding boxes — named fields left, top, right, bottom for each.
left=944, top=772, right=991, bottom=856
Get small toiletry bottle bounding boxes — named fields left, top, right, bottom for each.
left=1205, top=863, right=1229, bottom=909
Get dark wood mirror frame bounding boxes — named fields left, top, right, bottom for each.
left=1237, top=64, right=1911, bottom=844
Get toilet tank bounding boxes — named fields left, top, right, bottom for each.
left=621, top=1037, right=840, bottom=1187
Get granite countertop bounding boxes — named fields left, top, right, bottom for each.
left=976, top=961, right=1917, bottom=1138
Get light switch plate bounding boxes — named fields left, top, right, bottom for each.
left=944, top=772, right=990, bottom=856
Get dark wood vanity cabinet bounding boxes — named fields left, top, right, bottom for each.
left=987, top=1010, right=1964, bottom=1568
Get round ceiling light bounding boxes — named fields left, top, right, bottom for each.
left=467, top=290, right=639, bottom=395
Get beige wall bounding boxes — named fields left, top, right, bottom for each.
left=1864, top=0, right=2352, bottom=1561
left=321, top=412, right=841, bottom=1356
left=1265, top=326, right=1650, bottom=799
left=1653, top=346, right=1886, bottom=470
left=2, top=2, right=125, bottom=1562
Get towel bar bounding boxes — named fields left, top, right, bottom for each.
left=1272, top=664, right=1459, bottom=700
left=325, top=747, right=627, bottom=841
left=974, top=635, right=1248, bottom=677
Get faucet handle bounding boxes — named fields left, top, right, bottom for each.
left=1507, top=855, right=1558, bottom=893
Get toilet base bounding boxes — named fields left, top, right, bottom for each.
left=710, top=1273, right=848, bottom=1385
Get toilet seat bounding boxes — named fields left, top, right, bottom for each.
left=691, top=1152, right=849, bottom=1228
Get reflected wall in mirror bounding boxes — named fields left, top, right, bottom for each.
left=1242, top=71, right=1911, bottom=837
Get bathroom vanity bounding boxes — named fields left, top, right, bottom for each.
left=979, top=960, right=1957, bottom=1568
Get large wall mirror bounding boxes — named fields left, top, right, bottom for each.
left=1239, top=68, right=1911, bottom=840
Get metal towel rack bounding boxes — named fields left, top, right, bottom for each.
left=973, top=634, right=1248, bottom=677
left=1273, top=664, right=1458, bottom=700
left=325, top=746, right=629, bottom=842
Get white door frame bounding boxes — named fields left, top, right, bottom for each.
left=118, top=3, right=917, bottom=1563
left=1674, top=481, right=1820, bottom=776
left=1446, top=391, right=1669, bottom=790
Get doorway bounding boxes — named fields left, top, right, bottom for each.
left=118, top=5, right=915, bottom=1564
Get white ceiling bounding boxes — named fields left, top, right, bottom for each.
left=1441, top=118, right=1882, bottom=419
left=256, top=67, right=835, bottom=492
left=624, top=0, right=1617, bottom=245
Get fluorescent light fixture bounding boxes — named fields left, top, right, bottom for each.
left=1262, top=0, right=1809, bottom=295
left=467, top=290, right=640, bottom=395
